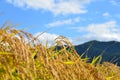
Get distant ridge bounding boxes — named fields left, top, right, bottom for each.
left=75, top=40, right=120, bottom=65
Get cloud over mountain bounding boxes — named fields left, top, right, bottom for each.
left=71, top=20, right=120, bottom=44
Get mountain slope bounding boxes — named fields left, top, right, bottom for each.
left=75, top=40, right=120, bottom=65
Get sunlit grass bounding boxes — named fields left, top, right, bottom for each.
left=0, top=22, right=120, bottom=80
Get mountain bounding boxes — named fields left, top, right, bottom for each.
left=75, top=40, right=120, bottom=65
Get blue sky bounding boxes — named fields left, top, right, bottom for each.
left=0, top=0, right=120, bottom=45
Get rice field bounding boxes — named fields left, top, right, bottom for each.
left=0, top=22, right=120, bottom=80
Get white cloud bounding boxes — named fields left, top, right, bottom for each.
left=110, top=0, right=120, bottom=6
left=6, top=0, right=93, bottom=15
left=102, top=12, right=110, bottom=17
left=72, top=20, right=120, bottom=44
left=46, top=17, right=80, bottom=28
left=34, top=32, right=59, bottom=46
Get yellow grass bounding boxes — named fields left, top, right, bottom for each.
left=0, top=22, right=120, bottom=80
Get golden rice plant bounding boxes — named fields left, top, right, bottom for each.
left=0, top=22, right=120, bottom=80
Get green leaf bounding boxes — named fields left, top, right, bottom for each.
left=91, top=55, right=102, bottom=65
left=63, top=61, right=75, bottom=65
left=32, top=51, right=37, bottom=59
left=0, top=51, right=11, bottom=55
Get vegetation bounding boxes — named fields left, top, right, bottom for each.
left=75, top=40, right=120, bottom=65
left=0, top=22, right=120, bottom=80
